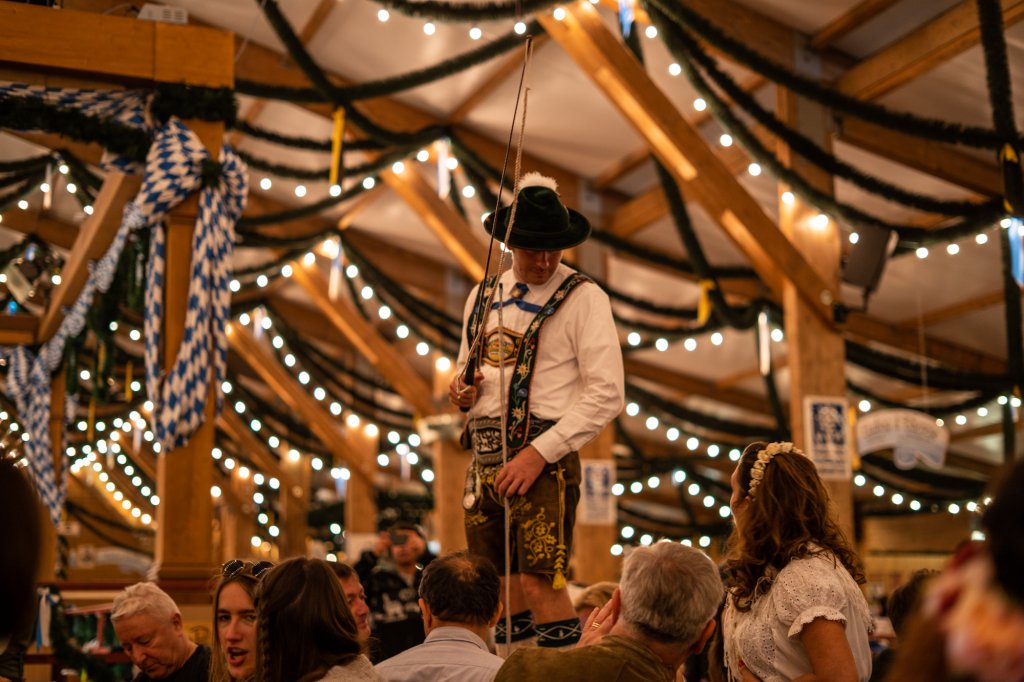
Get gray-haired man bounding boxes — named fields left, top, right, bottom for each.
left=494, top=542, right=723, bottom=682
left=111, top=582, right=210, bottom=681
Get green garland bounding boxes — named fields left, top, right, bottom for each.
left=649, top=6, right=1007, bottom=245
left=236, top=181, right=369, bottom=229
left=368, top=0, right=559, bottom=21
left=0, top=93, right=150, bottom=161
left=238, top=144, right=416, bottom=182
left=339, top=22, right=539, bottom=100
left=642, top=0, right=1020, bottom=151
left=150, top=83, right=236, bottom=124
left=846, top=341, right=1010, bottom=392
left=847, top=379, right=1003, bottom=417
left=589, top=226, right=754, bottom=280
left=669, top=23, right=998, bottom=217
left=860, top=454, right=986, bottom=499
left=626, top=381, right=782, bottom=439
left=233, top=120, right=385, bottom=152
left=0, top=153, right=53, bottom=173
left=999, top=226, right=1024, bottom=394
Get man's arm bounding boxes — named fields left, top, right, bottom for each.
left=530, top=284, right=624, bottom=462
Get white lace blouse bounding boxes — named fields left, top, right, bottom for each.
left=723, top=552, right=874, bottom=682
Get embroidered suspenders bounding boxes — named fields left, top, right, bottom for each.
left=464, top=273, right=592, bottom=452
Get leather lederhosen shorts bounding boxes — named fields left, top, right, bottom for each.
left=462, top=416, right=581, bottom=583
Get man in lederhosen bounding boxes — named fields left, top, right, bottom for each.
left=449, top=172, right=624, bottom=654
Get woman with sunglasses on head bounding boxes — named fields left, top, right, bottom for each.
left=210, top=560, right=272, bottom=682
left=722, top=442, right=873, bottom=682
left=256, top=557, right=383, bottom=682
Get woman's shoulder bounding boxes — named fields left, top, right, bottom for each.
left=320, top=656, right=384, bottom=682
left=775, top=550, right=854, bottom=592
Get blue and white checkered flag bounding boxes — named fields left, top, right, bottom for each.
left=0, top=81, right=246, bottom=525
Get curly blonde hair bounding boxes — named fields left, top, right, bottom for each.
left=723, top=441, right=863, bottom=612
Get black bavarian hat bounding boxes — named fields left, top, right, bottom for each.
left=484, top=173, right=591, bottom=251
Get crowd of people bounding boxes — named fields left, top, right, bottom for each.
left=10, top=443, right=1003, bottom=682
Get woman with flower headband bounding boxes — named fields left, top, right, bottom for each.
left=721, top=442, right=873, bottom=682
left=209, top=560, right=272, bottom=682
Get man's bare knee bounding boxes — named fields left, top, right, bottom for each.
left=518, top=573, right=555, bottom=600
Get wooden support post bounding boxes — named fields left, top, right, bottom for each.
left=279, top=453, right=310, bottom=558
left=37, top=373, right=66, bottom=582
left=570, top=240, right=619, bottom=582
left=776, top=87, right=854, bottom=537
left=431, top=355, right=469, bottom=553
left=154, top=115, right=229, bottom=582
left=228, top=473, right=259, bottom=559
left=573, top=424, right=620, bottom=583
left=345, top=429, right=378, bottom=540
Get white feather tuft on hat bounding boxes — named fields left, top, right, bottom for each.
left=518, top=172, right=559, bottom=193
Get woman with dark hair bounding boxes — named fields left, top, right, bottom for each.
left=210, top=560, right=271, bottom=682
left=722, top=442, right=873, bottom=682
left=256, top=557, right=382, bottom=682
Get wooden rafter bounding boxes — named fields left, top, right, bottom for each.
left=810, top=0, right=902, bottom=50
left=37, top=173, right=142, bottom=342
left=229, top=324, right=377, bottom=486
left=448, top=34, right=549, bottom=125
left=0, top=2, right=232, bottom=86
left=541, top=5, right=836, bottom=325
left=607, top=185, right=670, bottom=238
left=380, top=167, right=490, bottom=281
left=218, top=409, right=285, bottom=482
left=835, top=117, right=1001, bottom=196
left=288, top=256, right=437, bottom=416
left=896, top=289, right=1006, bottom=330
left=625, top=358, right=773, bottom=417
left=836, top=0, right=1024, bottom=100
left=232, top=39, right=585, bottom=209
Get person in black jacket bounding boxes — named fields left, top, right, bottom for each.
left=354, top=523, right=430, bottom=662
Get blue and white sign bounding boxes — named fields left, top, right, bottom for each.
left=803, top=396, right=851, bottom=480
left=579, top=460, right=616, bottom=525
left=856, top=408, right=948, bottom=470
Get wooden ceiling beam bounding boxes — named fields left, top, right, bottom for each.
left=625, top=357, right=774, bottom=417
left=229, top=324, right=377, bottom=486
left=541, top=6, right=835, bottom=326
left=288, top=256, right=437, bottom=416
left=228, top=0, right=336, bottom=148
left=380, top=168, right=489, bottom=281
left=0, top=211, right=79, bottom=250
left=607, top=186, right=670, bottom=238
left=810, top=0, right=902, bottom=50
left=448, top=34, right=549, bottom=125
left=836, top=0, right=1024, bottom=100
left=37, top=173, right=142, bottom=342
left=844, top=310, right=1006, bottom=374
left=835, top=117, right=1001, bottom=197
left=896, top=289, right=1005, bottom=330
left=0, top=314, right=38, bottom=345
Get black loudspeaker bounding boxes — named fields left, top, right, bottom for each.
left=842, top=224, right=897, bottom=294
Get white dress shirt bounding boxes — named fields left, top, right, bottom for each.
left=456, top=263, right=624, bottom=463
left=374, top=626, right=504, bottom=682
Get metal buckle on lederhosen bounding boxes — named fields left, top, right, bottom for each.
left=465, top=415, right=556, bottom=466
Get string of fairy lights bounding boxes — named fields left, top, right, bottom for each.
left=2, top=0, right=1020, bottom=555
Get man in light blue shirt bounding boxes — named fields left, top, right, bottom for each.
left=375, top=551, right=504, bottom=682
